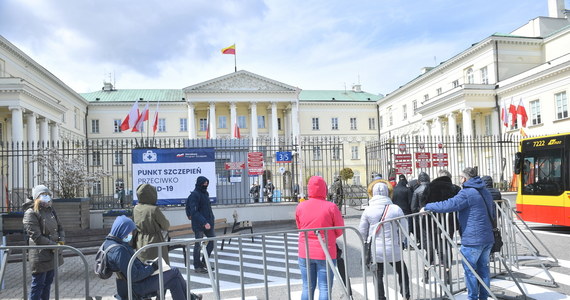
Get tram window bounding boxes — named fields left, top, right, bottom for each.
left=522, top=150, right=564, bottom=196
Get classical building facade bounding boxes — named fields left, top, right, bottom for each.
left=377, top=1, right=570, bottom=139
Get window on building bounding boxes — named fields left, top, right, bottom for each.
left=312, top=146, right=322, bottom=160
left=257, top=116, right=265, bottom=129
left=352, top=171, right=361, bottom=185
left=368, top=118, right=376, bottom=130
left=179, top=118, right=187, bottom=132
left=92, top=181, right=102, bottom=195
left=484, top=115, right=492, bottom=136
left=199, top=118, right=207, bottom=131
left=114, top=151, right=124, bottom=165
left=555, top=91, right=568, bottom=120
left=436, top=88, right=442, bottom=95
left=388, top=107, right=393, bottom=126
left=74, top=107, right=79, bottom=129
left=423, top=94, right=429, bottom=101
left=312, top=118, right=319, bottom=130
left=480, top=66, right=488, bottom=84
left=91, top=120, right=99, bottom=134
left=113, top=120, right=122, bottom=133
left=452, top=80, right=459, bottom=88
left=350, top=117, right=357, bottom=130
left=218, top=116, right=227, bottom=129
left=530, top=100, right=541, bottom=125
left=277, top=118, right=282, bottom=130
left=379, top=116, right=383, bottom=130
left=466, top=68, right=474, bottom=84
left=351, top=146, right=359, bottom=159
left=92, top=151, right=101, bottom=166
left=413, top=100, right=418, bottom=115
left=331, top=117, right=338, bottom=130
left=158, top=119, right=166, bottom=132
left=332, top=146, right=340, bottom=160
left=402, top=104, right=407, bottom=120
left=238, top=116, right=247, bottom=129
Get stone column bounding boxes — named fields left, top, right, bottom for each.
left=271, top=102, right=278, bottom=141
left=50, top=122, right=60, bottom=142
left=422, top=121, right=431, bottom=136
left=26, top=112, right=37, bottom=144
left=9, top=106, right=24, bottom=190
left=491, top=109, right=499, bottom=136
left=230, top=102, right=237, bottom=139
left=462, top=108, right=473, bottom=137
left=433, top=117, right=442, bottom=137
left=187, top=103, right=196, bottom=139
left=447, top=112, right=457, bottom=136
left=39, top=117, right=49, bottom=145
left=250, top=102, right=258, bottom=140
left=291, top=101, right=299, bottom=140
left=209, top=102, right=216, bottom=139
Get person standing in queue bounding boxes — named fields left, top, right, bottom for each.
left=23, top=185, right=65, bottom=300
left=185, top=176, right=215, bottom=274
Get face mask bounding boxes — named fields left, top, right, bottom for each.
left=123, top=234, right=132, bottom=243
left=39, top=194, right=51, bottom=203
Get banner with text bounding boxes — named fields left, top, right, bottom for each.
left=132, top=148, right=217, bottom=205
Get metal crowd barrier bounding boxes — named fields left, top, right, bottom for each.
left=123, top=198, right=557, bottom=300
left=0, top=244, right=91, bottom=299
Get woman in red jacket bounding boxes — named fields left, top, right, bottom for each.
left=296, top=176, right=345, bottom=300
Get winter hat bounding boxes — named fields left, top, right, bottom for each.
left=32, top=185, right=51, bottom=200
left=136, top=184, right=157, bottom=205
left=372, top=182, right=389, bottom=197
left=462, top=167, right=478, bottom=180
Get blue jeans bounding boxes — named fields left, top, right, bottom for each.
left=193, top=226, right=215, bottom=269
left=30, top=269, right=55, bottom=300
left=298, top=258, right=336, bottom=300
left=460, top=243, right=493, bottom=300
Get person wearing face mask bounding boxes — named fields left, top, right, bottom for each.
left=101, top=215, right=199, bottom=300
left=185, top=176, right=215, bottom=274
left=23, top=185, right=65, bottom=300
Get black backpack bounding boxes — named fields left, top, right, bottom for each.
left=94, top=243, right=122, bottom=279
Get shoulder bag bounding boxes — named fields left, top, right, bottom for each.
left=364, top=205, right=390, bottom=268
left=478, top=189, right=503, bottom=253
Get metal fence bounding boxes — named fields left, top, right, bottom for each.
left=0, top=137, right=344, bottom=213
left=365, top=135, right=521, bottom=190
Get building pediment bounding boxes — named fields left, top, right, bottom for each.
left=184, top=70, right=298, bottom=93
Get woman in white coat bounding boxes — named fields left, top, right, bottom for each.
left=359, top=181, right=410, bottom=300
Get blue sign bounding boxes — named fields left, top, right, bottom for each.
left=132, top=148, right=217, bottom=205
left=276, top=151, right=292, bottom=163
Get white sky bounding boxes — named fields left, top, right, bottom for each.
left=0, top=0, right=565, bottom=95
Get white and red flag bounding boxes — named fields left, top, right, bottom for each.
left=517, top=98, right=528, bottom=128
left=120, top=100, right=139, bottom=131
left=152, top=102, right=160, bottom=133
left=500, top=99, right=509, bottom=127
left=233, top=122, right=241, bottom=139
left=133, top=102, right=149, bottom=132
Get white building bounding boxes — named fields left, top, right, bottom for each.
left=377, top=0, right=570, bottom=139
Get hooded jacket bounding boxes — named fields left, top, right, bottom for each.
left=22, top=198, right=65, bottom=274
left=481, top=176, right=502, bottom=201
left=133, top=184, right=171, bottom=264
left=410, top=172, right=430, bottom=213
left=359, top=182, right=408, bottom=262
left=392, top=179, right=412, bottom=215
left=425, top=176, right=495, bottom=246
left=296, top=176, right=344, bottom=260
left=185, top=176, right=215, bottom=231
left=102, top=215, right=157, bottom=299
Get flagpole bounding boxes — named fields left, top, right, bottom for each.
left=234, top=42, right=237, bottom=72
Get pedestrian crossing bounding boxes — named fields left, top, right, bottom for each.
left=168, top=232, right=303, bottom=291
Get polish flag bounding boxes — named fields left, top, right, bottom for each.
left=509, top=98, right=518, bottom=127
left=500, top=99, right=509, bottom=127
left=133, top=102, right=149, bottom=132
left=120, top=100, right=139, bottom=131
left=517, top=98, right=528, bottom=128
left=233, top=122, right=241, bottom=139
left=152, top=102, right=160, bottom=133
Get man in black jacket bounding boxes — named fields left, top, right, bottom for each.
left=421, top=169, right=461, bottom=283
left=392, top=175, right=412, bottom=215
left=185, top=176, right=215, bottom=274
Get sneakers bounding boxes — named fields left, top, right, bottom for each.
left=194, top=267, right=208, bottom=274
